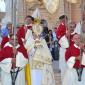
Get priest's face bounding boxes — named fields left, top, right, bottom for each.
left=82, top=21, right=85, bottom=33
left=0, top=23, right=2, bottom=29
left=10, top=35, right=18, bottom=46
left=25, top=17, right=33, bottom=25
left=69, top=22, right=76, bottom=33
left=7, top=23, right=13, bottom=36
left=40, top=19, right=48, bottom=27
left=83, top=45, right=85, bottom=52
left=60, top=17, right=68, bottom=26
left=72, top=34, right=80, bottom=45
left=82, top=11, right=85, bottom=21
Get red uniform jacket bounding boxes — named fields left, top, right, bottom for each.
left=56, top=23, right=67, bottom=40
left=56, top=23, right=69, bottom=48
left=69, top=33, right=77, bottom=45
left=1, top=36, right=9, bottom=49
left=0, top=46, right=14, bottom=61
left=16, top=25, right=32, bottom=45
left=65, top=44, right=84, bottom=68
left=17, top=45, right=28, bottom=59
left=0, top=37, right=14, bottom=61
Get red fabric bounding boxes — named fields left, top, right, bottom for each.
left=1, top=37, right=9, bottom=49
left=27, top=25, right=32, bottom=30
left=65, top=44, right=82, bottom=68
left=56, top=23, right=67, bottom=40
left=16, top=25, right=32, bottom=46
left=16, top=26, right=25, bottom=46
left=0, top=46, right=14, bottom=61
left=17, top=45, right=28, bottom=59
left=69, top=33, right=77, bottom=45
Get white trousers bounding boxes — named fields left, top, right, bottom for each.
left=59, top=47, right=68, bottom=81
left=63, top=68, right=85, bottom=85
left=15, top=69, right=26, bottom=85
left=31, top=69, right=42, bottom=85
left=1, top=70, right=12, bottom=85
left=1, top=68, right=26, bottom=85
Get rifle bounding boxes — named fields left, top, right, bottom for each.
left=76, top=34, right=85, bottom=81
left=76, top=48, right=83, bottom=81
left=10, top=0, right=18, bottom=84
left=10, top=35, right=18, bottom=85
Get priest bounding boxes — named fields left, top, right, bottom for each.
left=16, top=15, right=34, bottom=85
left=63, top=34, right=85, bottom=85
left=56, top=15, right=69, bottom=81
left=0, top=36, right=15, bottom=85
left=15, top=37, right=28, bottom=85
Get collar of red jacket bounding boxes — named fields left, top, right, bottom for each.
left=25, top=24, right=32, bottom=29
left=1, top=36, right=9, bottom=49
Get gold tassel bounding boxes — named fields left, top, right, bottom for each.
left=25, top=64, right=31, bottom=85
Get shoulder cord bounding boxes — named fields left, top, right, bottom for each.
left=10, top=67, right=23, bottom=85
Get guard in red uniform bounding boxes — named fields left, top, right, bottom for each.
left=16, top=15, right=34, bottom=46
left=56, top=15, right=69, bottom=81
left=0, top=36, right=15, bottom=85
left=63, top=34, right=85, bottom=85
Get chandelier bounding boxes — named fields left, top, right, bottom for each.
left=43, top=0, right=60, bottom=14
left=67, top=0, right=78, bottom=3
left=26, top=0, right=60, bottom=14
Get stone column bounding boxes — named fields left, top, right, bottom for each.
left=16, top=0, right=25, bottom=25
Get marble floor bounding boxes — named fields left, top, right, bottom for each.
left=52, top=60, right=61, bottom=85
left=0, top=60, right=61, bottom=85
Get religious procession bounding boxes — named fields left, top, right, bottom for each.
left=0, top=0, right=85, bottom=85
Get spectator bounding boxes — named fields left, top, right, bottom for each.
left=53, top=28, right=59, bottom=60
left=0, top=22, right=2, bottom=42
left=1, top=22, right=13, bottom=37
left=40, top=19, right=49, bottom=39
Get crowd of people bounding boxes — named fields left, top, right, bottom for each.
left=0, top=10, right=85, bottom=85
left=0, top=15, right=56, bottom=85
left=56, top=11, right=85, bottom=85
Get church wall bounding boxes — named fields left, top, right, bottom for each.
left=1, top=0, right=84, bottom=28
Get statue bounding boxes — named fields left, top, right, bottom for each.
left=0, top=0, right=6, bottom=19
